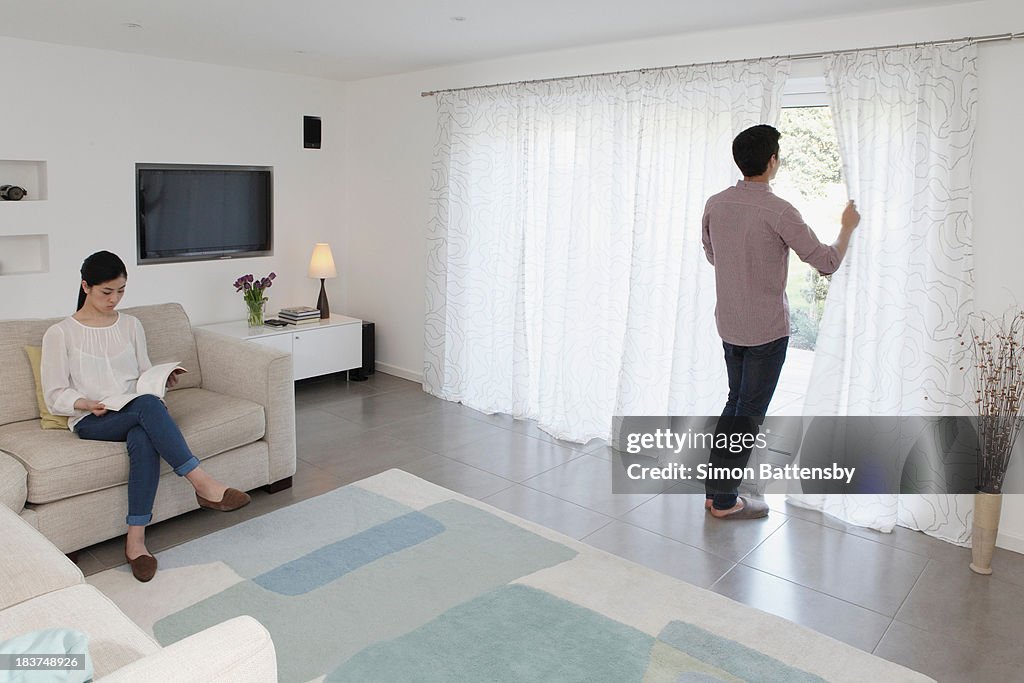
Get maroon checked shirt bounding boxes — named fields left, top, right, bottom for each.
left=701, top=180, right=842, bottom=347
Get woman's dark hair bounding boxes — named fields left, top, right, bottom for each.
left=732, top=124, right=781, bottom=177
left=77, top=251, right=127, bottom=311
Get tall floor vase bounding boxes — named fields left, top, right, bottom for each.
left=970, top=491, right=1003, bottom=575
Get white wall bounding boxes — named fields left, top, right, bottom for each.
left=0, top=37, right=346, bottom=324
left=973, top=35, right=1024, bottom=553
left=339, top=0, right=1024, bottom=549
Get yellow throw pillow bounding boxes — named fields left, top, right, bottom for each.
left=23, top=346, right=69, bottom=430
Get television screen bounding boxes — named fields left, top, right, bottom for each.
left=136, top=164, right=272, bottom=263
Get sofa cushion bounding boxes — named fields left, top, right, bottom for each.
left=122, top=303, right=203, bottom=391
left=0, top=453, right=27, bottom=513
left=24, top=345, right=69, bottom=429
left=163, top=388, right=265, bottom=465
left=0, top=388, right=265, bottom=504
left=0, top=303, right=203, bottom=428
left=0, top=584, right=159, bottom=679
left=0, top=318, right=53, bottom=427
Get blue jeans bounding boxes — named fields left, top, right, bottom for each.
left=706, top=337, right=788, bottom=510
left=75, top=395, right=200, bottom=526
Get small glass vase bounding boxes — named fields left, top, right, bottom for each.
left=246, top=299, right=266, bottom=328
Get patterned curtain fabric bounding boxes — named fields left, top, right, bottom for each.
left=791, top=44, right=978, bottom=543
left=425, top=60, right=790, bottom=441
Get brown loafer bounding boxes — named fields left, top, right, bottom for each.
left=125, top=552, right=158, bottom=582
left=196, top=487, right=251, bottom=512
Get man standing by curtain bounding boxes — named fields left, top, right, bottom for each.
left=701, top=124, right=860, bottom=519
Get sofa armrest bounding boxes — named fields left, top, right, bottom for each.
left=98, top=616, right=277, bottom=683
left=194, top=329, right=296, bottom=483
left=0, top=451, right=27, bottom=513
left=0, top=505, right=83, bottom=610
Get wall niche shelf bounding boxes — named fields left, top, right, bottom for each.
left=0, top=234, right=49, bottom=275
left=0, top=160, right=48, bottom=201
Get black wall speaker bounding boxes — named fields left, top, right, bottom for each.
left=303, top=115, right=321, bottom=149
left=349, top=322, right=376, bottom=381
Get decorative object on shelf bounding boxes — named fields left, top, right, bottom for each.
left=0, top=185, right=27, bottom=201
left=233, top=271, right=276, bottom=328
left=308, top=243, right=336, bottom=319
left=278, top=306, right=321, bottom=326
left=959, top=309, right=1023, bottom=575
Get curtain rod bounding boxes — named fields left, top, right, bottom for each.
left=420, top=31, right=1021, bottom=97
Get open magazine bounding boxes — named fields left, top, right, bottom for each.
left=101, top=361, right=187, bottom=411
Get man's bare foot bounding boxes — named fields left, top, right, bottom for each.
left=707, top=496, right=769, bottom=520
left=709, top=499, right=745, bottom=518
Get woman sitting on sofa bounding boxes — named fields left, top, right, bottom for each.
left=41, top=250, right=251, bottom=582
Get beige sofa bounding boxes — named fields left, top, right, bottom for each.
left=0, top=503, right=278, bottom=681
left=0, top=303, right=296, bottom=553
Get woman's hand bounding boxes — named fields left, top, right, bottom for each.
left=75, top=398, right=107, bottom=417
left=166, top=368, right=185, bottom=389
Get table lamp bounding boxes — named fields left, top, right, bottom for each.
left=308, top=243, right=336, bottom=319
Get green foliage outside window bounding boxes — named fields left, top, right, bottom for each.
left=776, top=106, right=844, bottom=350
left=779, top=107, right=842, bottom=199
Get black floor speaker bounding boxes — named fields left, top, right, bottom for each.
left=349, top=321, right=375, bottom=381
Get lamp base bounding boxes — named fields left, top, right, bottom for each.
left=316, top=278, right=330, bottom=319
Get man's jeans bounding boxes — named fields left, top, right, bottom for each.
left=705, top=336, right=788, bottom=510
left=75, top=395, right=200, bottom=526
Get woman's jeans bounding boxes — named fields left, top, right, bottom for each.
left=75, top=395, right=200, bottom=526
left=705, top=336, right=788, bottom=510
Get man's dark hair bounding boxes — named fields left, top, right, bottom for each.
left=732, top=124, right=781, bottom=177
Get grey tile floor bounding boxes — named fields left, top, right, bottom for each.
left=79, top=372, right=1024, bottom=682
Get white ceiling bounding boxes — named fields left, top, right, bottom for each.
left=0, top=0, right=967, bottom=81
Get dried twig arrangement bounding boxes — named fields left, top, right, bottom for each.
left=959, top=310, right=1024, bottom=494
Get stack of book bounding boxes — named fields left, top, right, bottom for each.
left=278, top=306, right=322, bottom=325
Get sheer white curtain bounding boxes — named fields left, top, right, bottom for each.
left=791, top=44, right=978, bottom=543
left=425, top=61, right=790, bottom=442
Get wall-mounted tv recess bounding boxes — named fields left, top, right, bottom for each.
left=136, top=163, right=272, bottom=264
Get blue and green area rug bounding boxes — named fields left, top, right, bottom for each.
left=89, top=470, right=931, bottom=682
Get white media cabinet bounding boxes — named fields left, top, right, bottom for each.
left=198, top=314, right=362, bottom=381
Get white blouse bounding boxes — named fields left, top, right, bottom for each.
left=41, top=313, right=153, bottom=430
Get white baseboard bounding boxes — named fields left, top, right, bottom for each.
left=997, top=528, right=1024, bottom=555
left=375, top=362, right=423, bottom=384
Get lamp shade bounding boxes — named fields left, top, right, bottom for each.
left=308, top=243, right=337, bottom=279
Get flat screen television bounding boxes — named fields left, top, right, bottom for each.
left=136, top=164, right=273, bottom=264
